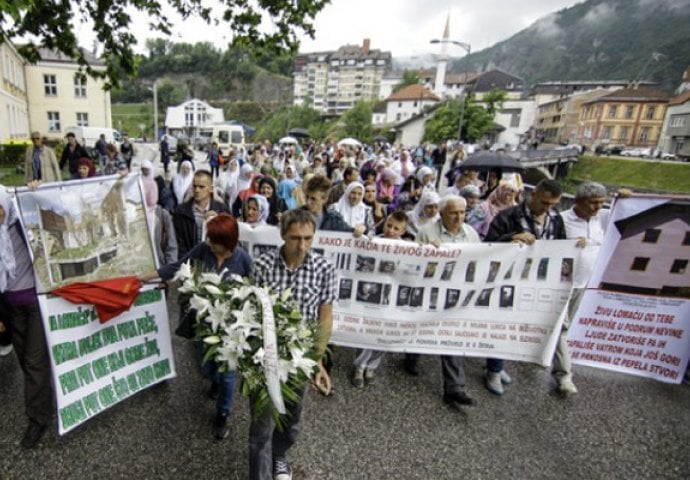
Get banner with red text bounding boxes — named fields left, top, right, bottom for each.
left=568, top=196, right=690, bottom=383
left=240, top=225, right=581, bottom=366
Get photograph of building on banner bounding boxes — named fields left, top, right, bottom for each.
left=238, top=224, right=579, bottom=366
left=567, top=195, right=690, bottom=384
left=38, top=286, right=176, bottom=435
left=14, top=175, right=157, bottom=293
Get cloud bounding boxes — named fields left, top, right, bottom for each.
left=581, top=2, right=616, bottom=25
left=531, top=13, right=563, bottom=39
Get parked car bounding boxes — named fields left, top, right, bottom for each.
left=602, top=145, right=624, bottom=155
left=659, top=152, right=676, bottom=160
left=621, top=147, right=653, bottom=158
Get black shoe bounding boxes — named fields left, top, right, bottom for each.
left=443, top=391, right=476, bottom=407
left=21, top=420, right=46, bottom=449
left=208, top=381, right=219, bottom=400
left=403, top=358, right=419, bottom=376
left=213, top=413, right=229, bottom=440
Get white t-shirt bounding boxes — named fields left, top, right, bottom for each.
left=562, top=207, right=611, bottom=287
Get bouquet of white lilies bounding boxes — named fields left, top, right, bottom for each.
left=173, top=261, right=320, bottom=424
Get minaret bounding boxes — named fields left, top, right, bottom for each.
left=433, top=14, right=450, bottom=97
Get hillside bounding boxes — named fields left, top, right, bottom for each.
left=451, top=0, right=690, bottom=91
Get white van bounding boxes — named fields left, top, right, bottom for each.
left=198, top=124, right=244, bottom=156
left=64, top=126, right=123, bottom=149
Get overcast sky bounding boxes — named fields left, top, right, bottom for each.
left=75, top=0, right=583, bottom=58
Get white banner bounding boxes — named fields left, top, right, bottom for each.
left=240, top=224, right=581, bottom=366
left=39, top=286, right=176, bottom=434
left=568, top=195, right=690, bottom=383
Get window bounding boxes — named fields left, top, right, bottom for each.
left=670, top=115, right=687, bottom=128
left=631, top=257, right=650, bottom=271
left=608, top=105, right=618, bottom=118
left=625, top=105, right=634, bottom=119
left=638, top=127, right=650, bottom=142
left=601, top=126, right=612, bottom=140
left=646, top=106, right=656, bottom=120
left=670, top=259, right=688, bottom=274
left=76, top=112, right=89, bottom=127
left=510, top=110, right=521, bottom=127
left=683, top=232, right=690, bottom=246
left=618, top=126, right=629, bottom=142
left=47, top=111, right=60, bottom=132
left=642, top=229, right=661, bottom=243
left=74, top=75, right=87, bottom=97
left=44, top=74, right=57, bottom=95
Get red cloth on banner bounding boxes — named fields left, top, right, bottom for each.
left=51, top=276, right=142, bottom=323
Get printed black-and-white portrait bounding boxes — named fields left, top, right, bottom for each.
left=537, top=258, right=549, bottom=281
left=499, top=286, right=515, bottom=308
left=252, top=244, right=278, bottom=259
left=487, top=261, right=501, bottom=283
left=465, top=261, right=476, bottom=282
left=338, top=278, right=353, bottom=300
left=355, top=255, right=376, bottom=273
left=504, top=261, right=515, bottom=280
left=521, top=258, right=533, bottom=280
left=424, top=262, right=438, bottom=279
left=379, top=260, right=397, bottom=274
left=475, top=288, right=493, bottom=307
left=397, top=285, right=412, bottom=306
left=560, top=258, right=574, bottom=282
left=410, top=287, right=425, bottom=307
left=441, top=261, right=456, bottom=281
left=356, top=281, right=382, bottom=304
left=429, top=287, right=439, bottom=310
left=462, top=290, right=476, bottom=307
left=445, top=289, right=461, bottom=309
left=381, top=284, right=392, bottom=305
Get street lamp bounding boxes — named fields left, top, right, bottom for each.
left=430, top=39, right=471, bottom=142
left=147, top=80, right=159, bottom=142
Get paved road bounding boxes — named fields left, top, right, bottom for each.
left=1, top=288, right=688, bottom=479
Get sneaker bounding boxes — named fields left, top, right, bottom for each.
left=213, top=413, right=229, bottom=440
left=443, top=391, right=476, bottom=407
left=364, top=368, right=376, bottom=385
left=558, top=376, right=578, bottom=394
left=274, top=458, right=292, bottom=480
left=499, top=370, right=513, bottom=385
left=21, top=420, right=46, bottom=449
left=485, top=372, right=504, bottom=395
left=351, top=367, right=364, bottom=388
left=0, top=344, right=12, bottom=357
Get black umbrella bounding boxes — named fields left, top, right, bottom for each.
left=458, top=151, right=524, bottom=172
left=373, top=135, right=388, bottom=142
left=287, top=128, right=310, bottom=139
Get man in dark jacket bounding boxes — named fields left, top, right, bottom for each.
left=483, top=179, right=565, bottom=396
left=301, top=175, right=357, bottom=234
left=173, top=170, right=229, bottom=257
left=60, top=132, right=89, bottom=178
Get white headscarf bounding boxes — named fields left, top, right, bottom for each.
left=416, top=166, right=435, bottom=186
left=245, top=194, right=269, bottom=226
left=172, top=160, right=194, bottom=205
left=237, top=163, right=254, bottom=193
left=333, top=181, right=369, bottom=228
left=0, top=186, right=17, bottom=293
left=408, top=190, right=440, bottom=232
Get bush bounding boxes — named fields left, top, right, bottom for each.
left=0, top=144, right=28, bottom=166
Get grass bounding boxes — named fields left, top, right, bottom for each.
left=0, top=166, right=26, bottom=187
left=562, top=155, right=690, bottom=194
left=112, top=102, right=156, bottom=139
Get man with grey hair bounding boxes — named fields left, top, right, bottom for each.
left=558, top=181, right=611, bottom=394
left=405, top=194, right=480, bottom=408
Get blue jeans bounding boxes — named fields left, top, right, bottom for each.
left=487, top=358, right=504, bottom=373
left=197, top=342, right=236, bottom=416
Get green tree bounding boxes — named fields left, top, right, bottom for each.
left=338, top=101, right=373, bottom=144
left=0, top=0, right=329, bottom=87
left=393, top=70, right=420, bottom=93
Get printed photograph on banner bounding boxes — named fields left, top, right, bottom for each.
left=252, top=243, right=278, bottom=259
left=462, top=289, right=476, bottom=307
left=465, top=261, right=476, bottom=282
left=15, top=175, right=156, bottom=293
left=424, top=262, right=438, bottom=278
left=597, top=200, right=690, bottom=298
left=560, top=258, right=574, bottom=282
left=356, top=281, right=383, bottom=304
left=410, top=287, right=425, bottom=308
left=476, top=288, right=493, bottom=307
left=397, top=285, right=412, bottom=306
left=429, top=287, right=439, bottom=310
left=355, top=255, right=376, bottom=272
left=338, top=278, right=353, bottom=300
left=504, top=261, right=515, bottom=280
left=379, top=260, right=397, bottom=274
left=445, top=289, right=461, bottom=309
left=440, top=261, right=456, bottom=280
left=521, top=258, right=533, bottom=279
left=500, top=286, right=515, bottom=308
left=487, top=261, right=501, bottom=283
left=537, top=258, right=549, bottom=280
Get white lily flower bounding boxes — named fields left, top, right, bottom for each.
left=172, top=261, right=193, bottom=282
left=277, top=359, right=296, bottom=382
left=205, top=302, right=229, bottom=333
left=205, top=284, right=222, bottom=296
left=253, top=348, right=265, bottom=365
left=189, top=294, right=212, bottom=316
left=204, top=335, right=221, bottom=344
left=178, top=277, right=198, bottom=293
left=280, top=288, right=292, bottom=303
left=216, top=346, right=239, bottom=370
left=200, top=272, right=224, bottom=286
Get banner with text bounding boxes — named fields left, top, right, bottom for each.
left=240, top=225, right=581, bottom=366
left=568, top=195, right=690, bottom=383
left=39, top=287, right=176, bottom=434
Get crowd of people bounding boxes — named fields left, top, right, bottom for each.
left=1, top=132, right=629, bottom=480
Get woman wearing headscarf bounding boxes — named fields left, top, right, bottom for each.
left=0, top=186, right=53, bottom=448
left=459, top=184, right=485, bottom=233
left=407, top=190, right=440, bottom=236
left=277, top=165, right=299, bottom=210
left=142, top=171, right=178, bottom=266
left=217, top=157, right=240, bottom=208
left=330, top=182, right=373, bottom=234
left=376, top=167, right=398, bottom=205
left=416, top=166, right=436, bottom=192
left=394, top=176, right=423, bottom=213
left=242, top=194, right=269, bottom=227
left=362, top=180, right=386, bottom=231
left=475, top=182, right=519, bottom=239
left=232, top=172, right=262, bottom=218
left=172, top=160, right=194, bottom=206
left=236, top=163, right=254, bottom=193
left=258, top=177, right=286, bottom=226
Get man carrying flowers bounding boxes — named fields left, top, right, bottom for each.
left=249, top=209, right=336, bottom=480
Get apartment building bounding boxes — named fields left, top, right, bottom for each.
left=293, top=39, right=392, bottom=115
left=24, top=47, right=111, bottom=139
left=0, top=41, right=30, bottom=142
left=578, top=87, right=670, bottom=148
